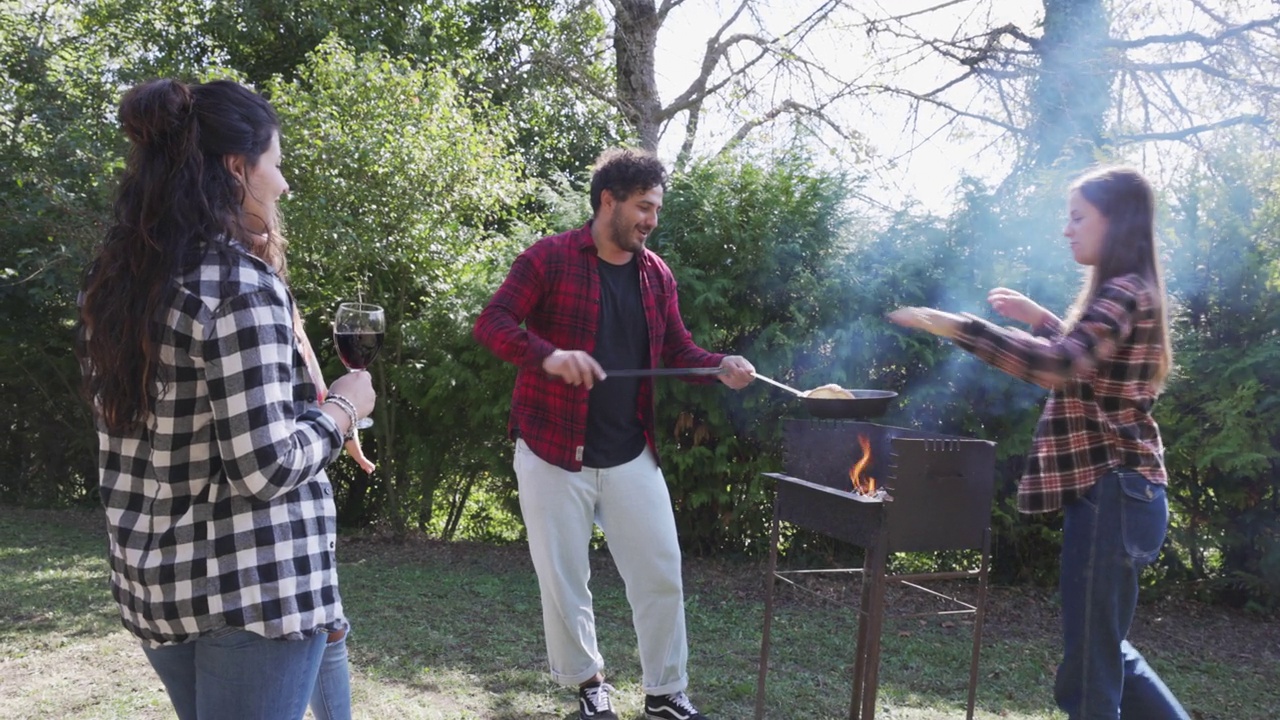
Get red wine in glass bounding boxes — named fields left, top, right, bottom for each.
left=334, top=331, right=383, bottom=370
left=333, top=302, right=384, bottom=429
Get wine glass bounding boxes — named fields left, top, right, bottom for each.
left=332, top=302, right=384, bottom=429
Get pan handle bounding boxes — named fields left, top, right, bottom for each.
left=751, top=372, right=805, bottom=397
left=604, top=367, right=725, bottom=377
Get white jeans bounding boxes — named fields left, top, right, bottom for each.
left=514, top=439, right=688, bottom=695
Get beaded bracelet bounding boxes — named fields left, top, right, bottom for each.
left=322, top=394, right=359, bottom=441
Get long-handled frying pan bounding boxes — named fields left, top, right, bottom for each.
left=752, top=373, right=897, bottom=419
left=603, top=367, right=725, bottom=377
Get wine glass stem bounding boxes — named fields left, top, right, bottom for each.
left=346, top=369, right=373, bottom=430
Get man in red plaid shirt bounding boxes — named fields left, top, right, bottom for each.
left=474, top=147, right=755, bottom=720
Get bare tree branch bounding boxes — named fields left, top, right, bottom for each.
left=661, top=30, right=769, bottom=119
left=1108, top=16, right=1280, bottom=50
left=851, top=0, right=1280, bottom=176
left=675, top=100, right=701, bottom=168
left=1115, top=114, right=1269, bottom=144
left=1148, top=69, right=1195, bottom=127
left=1127, top=59, right=1238, bottom=84
left=922, top=68, right=980, bottom=98
left=867, top=84, right=1025, bottom=135
left=716, top=97, right=854, bottom=155
left=657, top=0, right=688, bottom=23
left=642, top=0, right=849, bottom=159
left=573, top=0, right=1280, bottom=183
left=857, top=0, right=977, bottom=27
left=1188, top=0, right=1230, bottom=27
left=692, top=0, right=843, bottom=93
left=531, top=48, right=620, bottom=108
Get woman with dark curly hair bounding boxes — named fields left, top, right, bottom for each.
left=77, top=78, right=375, bottom=720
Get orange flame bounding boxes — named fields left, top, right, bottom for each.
left=849, top=434, right=877, bottom=495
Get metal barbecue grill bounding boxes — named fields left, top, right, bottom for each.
left=753, top=419, right=997, bottom=720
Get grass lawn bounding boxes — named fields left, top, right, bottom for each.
left=2, top=506, right=1276, bottom=719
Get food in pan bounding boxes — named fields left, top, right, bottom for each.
left=802, top=383, right=856, bottom=399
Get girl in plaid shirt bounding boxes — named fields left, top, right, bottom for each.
left=890, top=167, right=1189, bottom=719
left=77, top=79, right=375, bottom=720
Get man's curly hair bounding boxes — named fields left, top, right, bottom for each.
left=589, top=147, right=667, bottom=214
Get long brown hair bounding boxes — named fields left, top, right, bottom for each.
left=1064, top=166, right=1173, bottom=389
left=78, top=79, right=282, bottom=433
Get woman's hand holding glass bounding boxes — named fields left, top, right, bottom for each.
left=332, top=302, right=384, bottom=429
left=325, top=371, right=376, bottom=437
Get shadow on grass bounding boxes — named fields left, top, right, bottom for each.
left=0, top=511, right=120, bottom=646
left=334, top=536, right=1066, bottom=719
left=4, top=507, right=1278, bottom=720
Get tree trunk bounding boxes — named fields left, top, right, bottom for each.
left=1029, top=0, right=1115, bottom=170
left=612, top=0, right=663, bottom=151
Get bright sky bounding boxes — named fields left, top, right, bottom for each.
left=648, top=0, right=1276, bottom=214
left=651, top=0, right=1043, bottom=213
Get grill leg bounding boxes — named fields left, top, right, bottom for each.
left=859, top=538, right=889, bottom=720
left=966, top=528, right=992, bottom=720
left=848, top=548, right=873, bottom=720
left=754, top=506, right=783, bottom=720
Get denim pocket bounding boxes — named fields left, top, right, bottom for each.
left=1118, top=472, right=1168, bottom=565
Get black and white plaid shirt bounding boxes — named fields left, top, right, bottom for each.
left=93, top=242, right=346, bottom=647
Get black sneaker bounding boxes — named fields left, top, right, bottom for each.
left=578, top=681, right=619, bottom=720
left=644, top=691, right=708, bottom=720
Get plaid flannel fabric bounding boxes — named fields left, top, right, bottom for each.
left=93, top=243, right=346, bottom=647
left=473, top=224, right=724, bottom=471
left=953, top=273, right=1168, bottom=513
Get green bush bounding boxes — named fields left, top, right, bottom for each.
left=270, top=37, right=531, bottom=534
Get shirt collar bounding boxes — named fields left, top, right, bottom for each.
left=575, top=222, right=596, bottom=252
left=575, top=221, right=651, bottom=266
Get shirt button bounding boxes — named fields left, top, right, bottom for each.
left=323, top=485, right=332, bottom=496
left=329, top=541, right=336, bottom=549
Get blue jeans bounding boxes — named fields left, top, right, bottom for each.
left=310, top=627, right=353, bottom=720
left=1055, top=470, right=1190, bottom=720
left=143, top=627, right=327, bottom=720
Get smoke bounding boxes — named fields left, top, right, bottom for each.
left=772, top=173, right=1079, bottom=435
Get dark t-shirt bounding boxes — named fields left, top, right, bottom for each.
left=584, top=255, right=649, bottom=468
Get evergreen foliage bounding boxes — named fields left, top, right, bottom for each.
left=0, top=0, right=1276, bottom=608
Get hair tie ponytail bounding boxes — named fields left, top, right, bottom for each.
left=118, top=79, right=197, bottom=150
